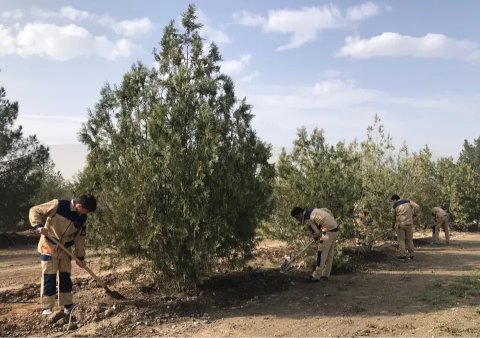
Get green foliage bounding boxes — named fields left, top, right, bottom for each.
left=271, top=127, right=362, bottom=241
left=355, top=115, right=398, bottom=240
left=267, top=114, right=480, bottom=252
left=31, top=159, right=74, bottom=206
left=0, top=87, right=51, bottom=230
left=77, top=5, right=274, bottom=288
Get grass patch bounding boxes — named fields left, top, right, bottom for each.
left=420, top=271, right=480, bottom=307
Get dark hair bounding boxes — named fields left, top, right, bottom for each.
left=290, top=206, right=304, bottom=217
left=390, top=194, right=400, bottom=201
left=77, top=194, right=97, bottom=212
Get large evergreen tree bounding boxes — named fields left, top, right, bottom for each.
left=0, top=87, right=50, bottom=230
left=78, top=5, right=274, bottom=287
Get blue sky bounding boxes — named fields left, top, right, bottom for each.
left=1, top=1, right=480, bottom=177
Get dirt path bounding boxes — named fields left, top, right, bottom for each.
left=1, top=231, right=480, bottom=336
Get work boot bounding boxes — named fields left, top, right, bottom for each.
left=63, top=304, right=76, bottom=314
left=305, top=276, right=320, bottom=283
left=41, top=308, right=53, bottom=316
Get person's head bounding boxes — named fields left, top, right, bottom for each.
left=290, top=206, right=304, bottom=222
left=74, top=194, right=97, bottom=215
left=359, top=210, right=367, bottom=219
left=390, top=194, right=400, bottom=203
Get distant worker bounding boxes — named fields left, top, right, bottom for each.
left=290, top=206, right=339, bottom=282
left=29, top=195, right=97, bottom=315
left=390, top=194, right=420, bottom=259
left=431, top=206, right=450, bottom=245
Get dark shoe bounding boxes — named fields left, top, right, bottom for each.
left=63, top=304, right=76, bottom=314
left=305, top=276, right=320, bottom=283
left=397, top=256, right=407, bottom=260
left=408, top=256, right=414, bottom=260
left=320, top=276, right=329, bottom=281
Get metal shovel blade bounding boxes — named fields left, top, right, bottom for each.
left=280, top=255, right=293, bottom=271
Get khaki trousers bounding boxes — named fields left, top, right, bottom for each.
left=397, top=224, right=414, bottom=257
left=40, top=250, right=73, bottom=309
left=432, top=216, right=450, bottom=244
left=312, top=231, right=339, bottom=279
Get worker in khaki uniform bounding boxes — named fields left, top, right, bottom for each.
left=291, top=206, right=339, bottom=282
left=390, top=194, right=420, bottom=259
left=29, top=194, right=96, bottom=315
left=431, top=207, right=450, bottom=245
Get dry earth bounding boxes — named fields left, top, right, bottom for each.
left=1, top=230, right=480, bottom=336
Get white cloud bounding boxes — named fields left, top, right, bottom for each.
left=337, top=32, right=480, bottom=60
left=234, top=2, right=381, bottom=50
left=233, top=11, right=265, bottom=26
left=346, top=2, right=379, bottom=21
left=0, top=25, right=17, bottom=55
left=1, top=22, right=134, bottom=60
left=240, top=77, right=478, bottom=155
left=31, top=7, right=60, bottom=20
left=202, top=25, right=230, bottom=45
left=112, top=18, right=153, bottom=37
left=219, top=54, right=251, bottom=75
left=60, top=7, right=92, bottom=21
left=1, top=9, right=24, bottom=20
left=196, top=9, right=230, bottom=46
left=30, top=6, right=153, bottom=37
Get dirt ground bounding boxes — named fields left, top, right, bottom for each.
left=1, top=230, right=480, bottom=337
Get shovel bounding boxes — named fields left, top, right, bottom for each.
left=280, top=239, right=317, bottom=272
left=43, top=218, right=126, bottom=300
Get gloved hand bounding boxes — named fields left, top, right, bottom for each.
left=36, top=227, right=49, bottom=236
left=313, top=233, right=322, bottom=240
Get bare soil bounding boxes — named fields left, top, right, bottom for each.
left=1, top=230, right=480, bottom=337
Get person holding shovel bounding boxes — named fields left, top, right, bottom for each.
left=29, top=194, right=97, bottom=315
left=290, top=206, right=339, bottom=283
left=390, top=194, right=420, bottom=259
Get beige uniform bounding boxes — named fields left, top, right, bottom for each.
left=431, top=207, right=450, bottom=244
left=305, top=208, right=339, bottom=279
left=29, top=199, right=87, bottom=309
left=392, top=199, right=419, bottom=258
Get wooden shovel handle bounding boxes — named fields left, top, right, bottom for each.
left=291, top=239, right=317, bottom=261
left=44, top=218, right=106, bottom=288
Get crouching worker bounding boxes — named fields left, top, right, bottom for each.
left=29, top=195, right=97, bottom=315
left=431, top=206, right=450, bottom=245
left=290, top=207, right=339, bottom=283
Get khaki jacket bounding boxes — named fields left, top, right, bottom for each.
left=29, top=199, right=87, bottom=260
left=432, top=207, right=448, bottom=223
left=305, top=208, right=338, bottom=235
left=392, top=199, right=420, bottom=226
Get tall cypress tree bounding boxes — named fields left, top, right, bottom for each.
left=79, top=5, right=274, bottom=287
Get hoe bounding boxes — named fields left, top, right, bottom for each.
left=44, top=217, right=126, bottom=300
left=280, top=239, right=317, bottom=272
